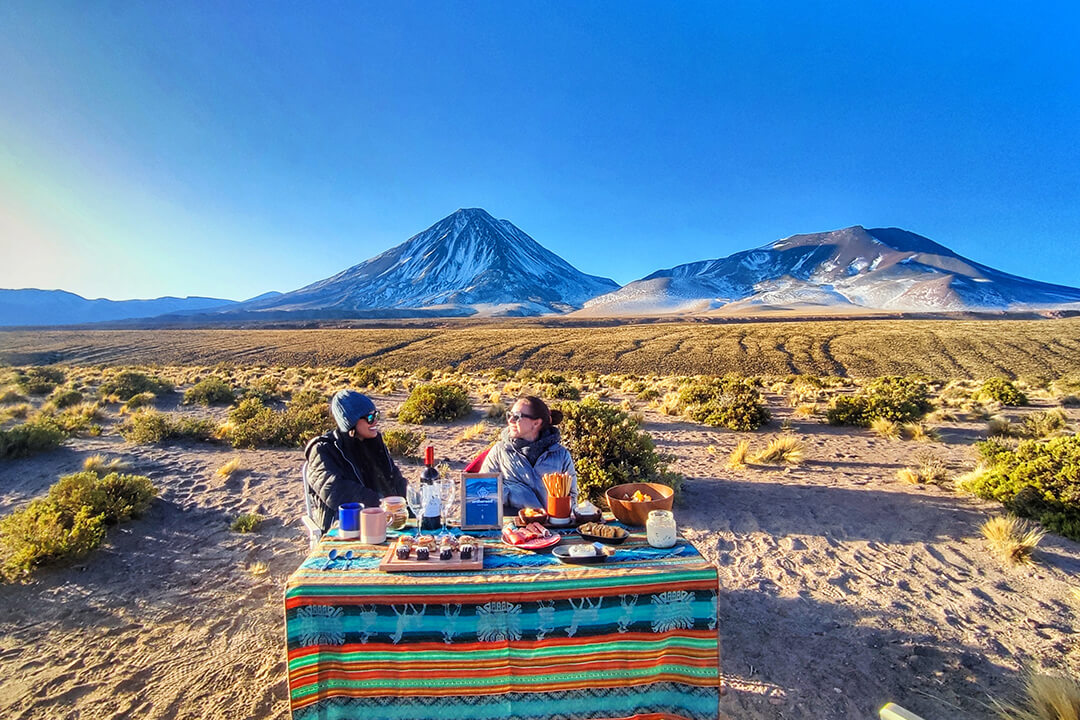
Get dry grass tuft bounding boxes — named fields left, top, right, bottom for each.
left=751, top=436, right=805, bottom=465
left=248, top=561, right=270, bottom=577
left=727, top=439, right=751, bottom=469
left=456, top=421, right=490, bottom=443
left=897, top=452, right=948, bottom=484
left=901, top=422, right=941, bottom=442
left=870, top=417, right=901, bottom=440
left=981, top=516, right=1045, bottom=565
left=82, top=454, right=131, bottom=476
left=994, top=671, right=1080, bottom=720
left=216, top=457, right=244, bottom=479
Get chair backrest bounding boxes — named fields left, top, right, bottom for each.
left=463, top=445, right=492, bottom=473
left=300, top=460, right=322, bottom=547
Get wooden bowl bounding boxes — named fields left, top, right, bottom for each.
left=604, top=482, right=675, bottom=526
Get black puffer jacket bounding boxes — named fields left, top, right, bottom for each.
left=304, top=429, right=407, bottom=532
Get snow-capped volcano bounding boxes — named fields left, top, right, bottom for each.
left=582, top=226, right=1080, bottom=315
left=245, top=208, right=618, bottom=317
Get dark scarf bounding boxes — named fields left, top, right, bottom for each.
left=511, top=426, right=561, bottom=466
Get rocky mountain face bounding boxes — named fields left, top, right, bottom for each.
left=0, top=289, right=239, bottom=327
left=242, top=208, right=619, bottom=317
left=582, top=226, right=1080, bottom=315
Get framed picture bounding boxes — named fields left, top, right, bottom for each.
left=458, top=472, right=503, bottom=530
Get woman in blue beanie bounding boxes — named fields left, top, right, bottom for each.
left=304, top=390, right=407, bottom=532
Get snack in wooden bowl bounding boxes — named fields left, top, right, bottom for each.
left=604, top=482, right=674, bottom=526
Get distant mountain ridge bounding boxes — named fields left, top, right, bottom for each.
left=240, top=208, right=619, bottom=317
left=0, top=289, right=243, bottom=327
left=581, top=226, right=1080, bottom=315
left=7, top=216, right=1080, bottom=325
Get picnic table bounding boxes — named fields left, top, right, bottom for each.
left=284, top=523, right=721, bottom=720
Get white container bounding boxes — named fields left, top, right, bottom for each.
left=646, top=510, right=677, bottom=548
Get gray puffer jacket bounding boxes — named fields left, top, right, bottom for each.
left=479, top=426, right=578, bottom=509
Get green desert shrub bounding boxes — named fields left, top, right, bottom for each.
left=183, top=376, right=236, bottom=406
left=13, top=367, right=65, bottom=395
left=675, top=376, right=770, bottom=431
left=0, top=388, right=27, bottom=404
left=382, top=428, right=425, bottom=458
left=229, top=513, right=263, bottom=533
left=352, top=367, right=382, bottom=389
left=45, top=403, right=103, bottom=436
left=0, top=417, right=67, bottom=459
left=46, top=387, right=83, bottom=410
left=0, top=470, right=156, bottom=580
left=99, top=370, right=173, bottom=401
left=827, top=376, right=932, bottom=427
left=961, top=435, right=1080, bottom=541
left=979, top=377, right=1028, bottom=406
left=240, top=378, right=281, bottom=403
left=398, top=383, right=472, bottom=424
left=123, top=391, right=157, bottom=410
left=1022, top=408, right=1068, bottom=439
left=225, top=395, right=330, bottom=449
left=555, top=396, right=682, bottom=503
left=117, top=410, right=216, bottom=444
left=539, top=379, right=581, bottom=400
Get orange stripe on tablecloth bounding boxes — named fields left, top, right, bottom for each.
left=284, top=578, right=717, bottom=609
left=287, top=628, right=720, bottom=661
left=290, top=674, right=716, bottom=708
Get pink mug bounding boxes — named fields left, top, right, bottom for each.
left=360, top=507, right=390, bottom=544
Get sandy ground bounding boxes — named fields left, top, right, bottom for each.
left=1, top=391, right=1078, bottom=720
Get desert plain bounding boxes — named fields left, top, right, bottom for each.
left=1, top=319, right=1079, bottom=720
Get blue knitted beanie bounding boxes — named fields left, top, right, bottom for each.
left=330, top=390, right=376, bottom=432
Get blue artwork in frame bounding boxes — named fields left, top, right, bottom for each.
left=459, top=472, right=503, bottom=530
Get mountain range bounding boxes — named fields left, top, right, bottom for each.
left=5, top=209, right=1080, bottom=326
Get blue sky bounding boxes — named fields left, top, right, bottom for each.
left=1, top=2, right=1078, bottom=301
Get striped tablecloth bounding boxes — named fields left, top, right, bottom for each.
left=284, top=525, right=721, bottom=720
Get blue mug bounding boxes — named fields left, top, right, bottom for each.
left=339, top=502, right=362, bottom=539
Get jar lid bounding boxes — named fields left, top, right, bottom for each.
left=647, top=509, right=674, bottom=519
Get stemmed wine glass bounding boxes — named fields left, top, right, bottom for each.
left=405, top=479, right=424, bottom=539
left=437, top=474, right=456, bottom=541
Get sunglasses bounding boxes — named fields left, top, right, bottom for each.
left=360, top=410, right=379, bottom=424
left=506, top=410, right=538, bottom=423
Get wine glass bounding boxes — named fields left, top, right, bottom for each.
left=405, top=480, right=424, bottom=539
left=437, top=475, right=456, bottom=541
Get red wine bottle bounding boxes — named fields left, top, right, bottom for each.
left=419, top=446, right=442, bottom=530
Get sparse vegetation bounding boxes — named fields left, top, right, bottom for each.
left=223, top=393, right=329, bottom=449
left=751, top=436, right=805, bottom=465
left=555, top=396, right=681, bottom=503
left=216, top=457, right=244, bottom=478
left=229, top=513, right=263, bottom=533
left=993, top=671, right=1080, bottom=720
left=961, top=435, right=1080, bottom=540
left=382, top=428, right=425, bottom=458
left=870, top=417, right=901, bottom=440
left=980, top=377, right=1028, bottom=406
left=670, top=375, right=770, bottom=431
left=0, top=417, right=67, bottom=459
left=827, top=376, right=932, bottom=427
left=82, top=455, right=131, bottom=476
left=99, top=370, right=173, bottom=401
left=13, top=367, right=65, bottom=395
left=398, top=383, right=472, bottom=424
left=981, top=515, right=1044, bottom=566
left=183, top=376, right=235, bottom=406
left=727, top=439, right=751, bottom=469
left=117, top=410, right=217, bottom=444
left=897, top=452, right=948, bottom=484
left=0, top=470, right=156, bottom=580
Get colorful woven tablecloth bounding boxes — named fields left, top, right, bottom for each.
left=284, top=526, right=720, bottom=720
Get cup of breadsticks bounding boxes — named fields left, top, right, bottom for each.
left=543, top=472, right=572, bottom=525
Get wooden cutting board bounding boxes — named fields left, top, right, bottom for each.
left=378, top=544, right=484, bottom=572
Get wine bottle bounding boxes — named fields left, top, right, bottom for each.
left=419, top=445, right=442, bottom=530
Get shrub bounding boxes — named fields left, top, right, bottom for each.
left=118, top=410, right=217, bottom=444
left=123, top=391, right=157, bottom=411
left=554, top=396, right=681, bottom=503
left=961, top=435, right=1080, bottom=540
left=979, top=377, right=1028, bottom=406
left=1022, top=408, right=1068, bottom=439
left=897, top=452, right=948, bottom=484
left=540, top=380, right=581, bottom=401
left=0, top=388, right=27, bottom=404
left=46, top=388, right=83, bottom=410
left=870, top=417, right=901, bottom=440
left=0, top=417, right=66, bottom=459
left=14, top=367, right=65, bottom=395
left=183, top=376, right=235, bottom=406
left=352, top=367, right=382, bottom=389
left=382, top=428, right=425, bottom=458
left=225, top=395, right=330, bottom=449
left=727, top=439, right=751, bottom=469
left=981, top=515, right=1044, bottom=565
left=398, top=383, right=472, bottom=424
left=239, top=378, right=280, bottom=403
left=99, top=370, right=173, bottom=401
left=826, top=376, right=932, bottom=427
left=751, top=436, right=805, bottom=465
left=46, top=403, right=103, bottom=436
left=675, top=376, right=770, bottom=431
left=230, top=513, right=263, bottom=533
left=0, top=470, right=156, bottom=580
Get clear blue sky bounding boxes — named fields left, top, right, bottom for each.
left=2, top=2, right=1078, bottom=301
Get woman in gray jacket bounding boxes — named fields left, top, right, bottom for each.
left=480, top=395, right=578, bottom=510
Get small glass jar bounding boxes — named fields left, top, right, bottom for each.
left=646, top=510, right=677, bottom=548
left=380, top=496, right=408, bottom=530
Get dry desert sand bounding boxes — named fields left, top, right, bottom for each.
left=1, top=388, right=1078, bottom=720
